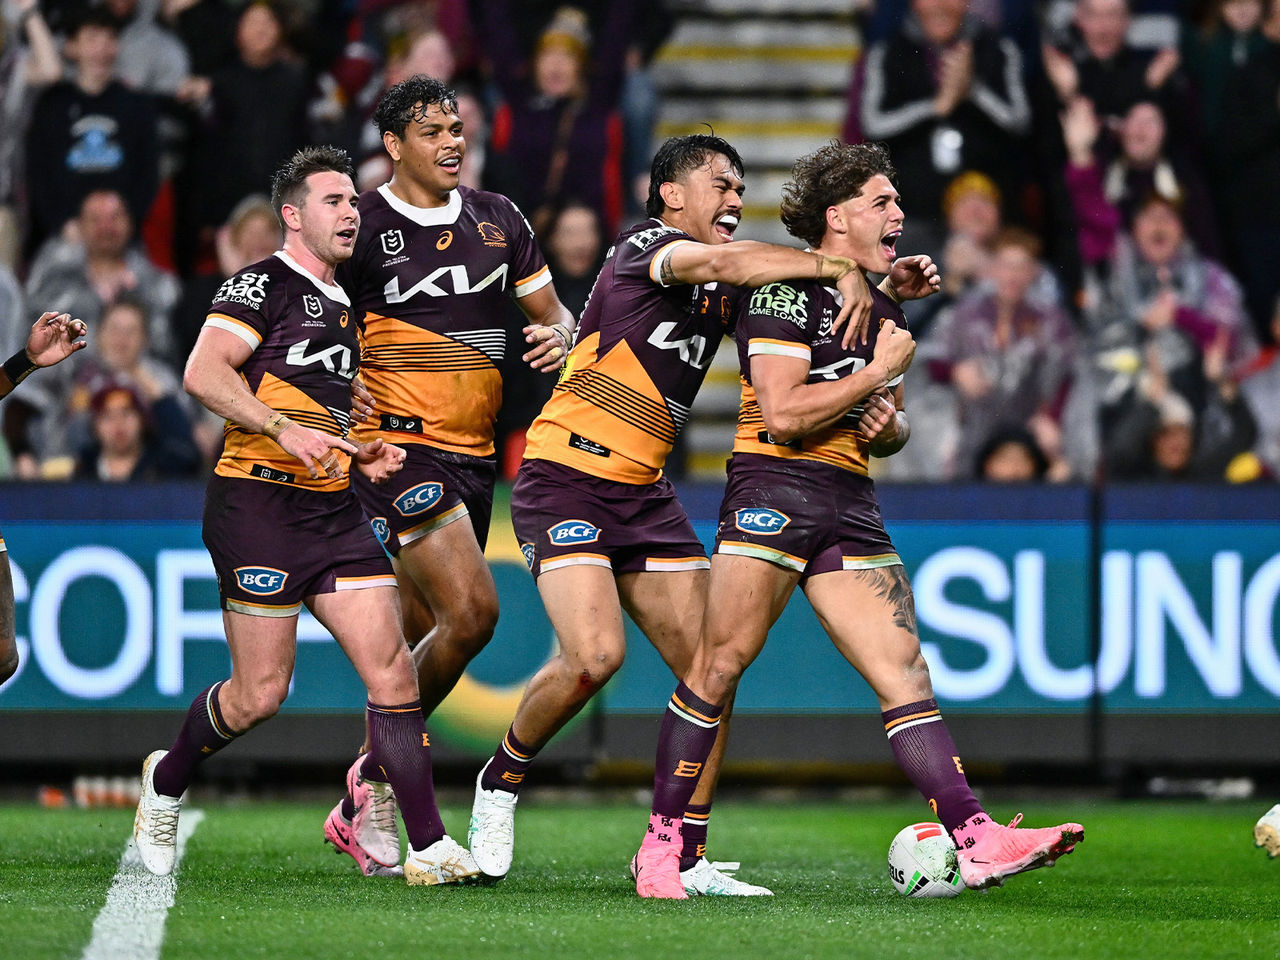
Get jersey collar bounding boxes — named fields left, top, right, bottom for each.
left=274, top=250, right=351, bottom=306
left=377, top=183, right=462, bottom=226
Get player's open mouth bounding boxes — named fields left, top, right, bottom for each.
left=715, top=214, right=739, bottom=241
left=337, top=228, right=356, bottom=242
left=439, top=156, right=461, bottom=172
left=881, top=229, right=901, bottom=259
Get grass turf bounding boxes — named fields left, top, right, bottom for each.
left=1, top=797, right=1275, bottom=960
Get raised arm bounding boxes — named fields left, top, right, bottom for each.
left=0, top=312, right=87, bottom=399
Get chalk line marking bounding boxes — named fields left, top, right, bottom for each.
left=82, top=809, right=205, bottom=960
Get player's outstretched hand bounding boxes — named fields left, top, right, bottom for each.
left=276, top=425, right=357, bottom=480
left=858, top=388, right=899, bottom=441
left=349, top=375, right=375, bottom=425
left=871, top=318, right=916, bottom=381
left=25, top=312, right=88, bottom=367
left=833, top=269, right=873, bottom=349
left=886, top=255, right=941, bottom=302
left=353, top=438, right=406, bottom=485
left=523, top=323, right=571, bottom=373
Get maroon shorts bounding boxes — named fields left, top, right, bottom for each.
left=511, top=459, right=709, bottom=578
left=714, top=453, right=900, bottom=579
left=203, top=475, right=395, bottom=617
left=351, top=445, right=496, bottom=555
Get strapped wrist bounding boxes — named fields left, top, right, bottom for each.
left=262, top=412, right=293, bottom=440
left=2, top=349, right=38, bottom=387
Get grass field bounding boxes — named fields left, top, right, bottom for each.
left=1, top=795, right=1275, bottom=960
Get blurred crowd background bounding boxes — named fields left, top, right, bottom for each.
left=1, top=0, right=1278, bottom=488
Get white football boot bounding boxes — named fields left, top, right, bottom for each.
left=680, top=858, right=774, bottom=896
left=1255, top=804, right=1280, bottom=858
left=467, top=759, right=518, bottom=881
left=404, top=835, right=481, bottom=886
left=133, top=750, right=183, bottom=876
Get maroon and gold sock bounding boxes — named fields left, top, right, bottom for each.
left=153, top=681, right=240, bottom=798
left=882, top=698, right=982, bottom=834
left=480, top=725, right=538, bottom=794
left=364, top=700, right=445, bottom=851
left=652, top=682, right=723, bottom=819
left=680, top=802, right=711, bottom=871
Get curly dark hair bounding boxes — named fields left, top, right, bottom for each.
left=270, top=145, right=355, bottom=224
left=645, top=134, right=745, bottom=219
left=780, top=141, right=896, bottom=247
left=373, top=75, right=459, bottom=139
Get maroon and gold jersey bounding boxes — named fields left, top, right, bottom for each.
left=204, top=252, right=358, bottom=491
left=524, top=219, right=738, bottom=484
left=338, top=183, right=551, bottom=457
left=733, top=280, right=906, bottom=475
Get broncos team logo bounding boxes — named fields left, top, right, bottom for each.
left=381, top=229, right=405, bottom=256
left=302, top=294, right=323, bottom=318
left=477, top=222, right=507, bottom=247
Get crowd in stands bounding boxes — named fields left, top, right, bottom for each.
left=0, top=0, right=1276, bottom=486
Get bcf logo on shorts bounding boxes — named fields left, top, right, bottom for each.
left=234, top=566, right=289, bottom=595
left=734, top=508, right=791, bottom=536
left=394, top=482, right=444, bottom=516
left=548, top=520, right=601, bottom=545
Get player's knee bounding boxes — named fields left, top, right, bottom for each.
left=702, top=646, right=748, bottom=700
left=240, top=682, right=289, bottom=725
left=567, top=645, right=625, bottom=688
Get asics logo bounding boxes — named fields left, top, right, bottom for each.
left=394, top=482, right=444, bottom=516
left=234, top=566, right=288, bottom=595
left=548, top=520, right=600, bottom=546
left=735, top=509, right=791, bottom=535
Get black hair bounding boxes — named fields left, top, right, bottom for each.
left=373, top=74, right=460, bottom=139
left=269, top=145, right=354, bottom=225
left=780, top=140, right=897, bottom=247
left=645, top=134, right=744, bottom=219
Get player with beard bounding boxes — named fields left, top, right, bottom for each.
left=465, top=134, right=877, bottom=895
left=631, top=140, right=1085, bottom=898
left=132, top=146, right=479, bottom=885
left=321, top=75, right=577, bottom=877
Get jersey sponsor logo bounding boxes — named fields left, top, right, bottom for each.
left=476, top=221, right=507, bottom=247
left=520, top=541, right=536, bottom=569
left=303, top=294, right=323, bottom=318
left=646, top=321, right=713, bottom=369
left=381, top=229, right=405, bottom=256
left=380, top=413, right=423, bottom=433
left=370, top=516, right=391, bottom=546
left=436, top=230, right=453, bottom=250
left=568, top=433, right=611, bottom=457
left=734, top=508, right=791, bottom=535
left=339, top=310, right=350, bottom=328
left=548, top=520, right=601, bottom=546
left=750, top=284, right=809, bottom=328
left=285, top=339, right=355, bottom=379
left=627, top=224, right=680, bottom=250
left=394, top=481, right=445, bottom=516
left=383, top=263, right=509, bottom=302
left=250, top=464, right=294, bottom=483
left=214, top=271, right=270, bottom=308
left=233, top=566, right=289, bottom=595
left=756, top=430, right=803, bottom=450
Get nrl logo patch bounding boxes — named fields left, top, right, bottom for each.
left=381, top=229, right=405, bottom=256
left=303, top=294, right=323, bottom=318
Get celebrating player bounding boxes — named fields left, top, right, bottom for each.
left=631, top=140, right=1084, bottom=898
left=131, top=146, right=479, bottom=886
left=465, top=133, right=875, bottom=895
left=1, top=311, right=88, bottom=687
left=320, top=74, right=577, bottom=877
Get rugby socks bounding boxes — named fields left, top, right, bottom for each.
left=882, top=698, right=983, bottom=835
left=680, top=802, right=712, bottom=871
left=153, top=681, right=241, bottom=798
left=480, top=726, right=539, bottom=795
left=364, top=700, right=445, bottom=851
left=652, top=682, right=723, bottom=820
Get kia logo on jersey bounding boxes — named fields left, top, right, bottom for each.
left=381, top=229, right=405, bottom=255
left=393, top=482, right=444, bottom=516
left=734, top=508, right=791, bottom=535
left=234, top=566, right=289, bottom=595
left=303, top=294, right=323, bottom=318
left=548, top=520, right=601, bottom=545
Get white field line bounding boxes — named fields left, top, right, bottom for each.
left=81, top=809, right=206, bottom=960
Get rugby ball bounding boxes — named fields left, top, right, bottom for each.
left=887, top=822, right=963, bottom=898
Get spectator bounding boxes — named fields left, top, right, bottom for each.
left=975, top=424, right=1050, bottom=482
left=71, top=379, right=201, bottom=481
left=858, top=0, right=1032, bottom=254
left=160, top=0, right=237, bottom=80
left=103, top=0, right=192, bottom=97
left=24, top=189, right=181, bottom=364
left=1239, top=295, right=1280, bottom=477
left=1061, top=96, right=1221, bottom=263
left=481, top=1, right=640, bottom=236
left=0, top=0, right=61, bottom=268
left=24, top=8, right=160, bottom=256
left=543, top=200, right=604, bottom=321
left=925, top=227, right=1078, bottom=479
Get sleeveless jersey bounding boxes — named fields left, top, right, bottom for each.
left=733, top=280, right=906, bottom=476
left=339, top=183, right=551, bottom=457
left=523, top=219, right=738, bottom=484
left=204, top=251, right=357, bottom=491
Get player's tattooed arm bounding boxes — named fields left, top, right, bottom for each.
left=659, top=253, right=679, bottom=287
